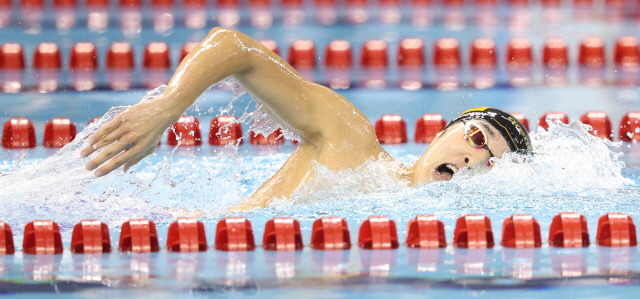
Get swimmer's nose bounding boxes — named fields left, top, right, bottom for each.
left=463, top=156, right=470, bottom=165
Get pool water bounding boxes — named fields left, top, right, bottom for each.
left=1, top=85, right=640, bottom=297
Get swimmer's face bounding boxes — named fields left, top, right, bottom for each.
left=411, top=120, right=511, bottom=184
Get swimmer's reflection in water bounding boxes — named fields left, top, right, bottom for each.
left=80, top=28, right=532, bottom=210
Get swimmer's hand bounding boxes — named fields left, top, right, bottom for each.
left=80, top=97, right=182, bottom=177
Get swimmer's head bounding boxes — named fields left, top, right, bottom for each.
left=409, top=107, right=532, bottom=184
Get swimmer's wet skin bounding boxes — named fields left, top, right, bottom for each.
left=80, top=27, right=532, bottom=210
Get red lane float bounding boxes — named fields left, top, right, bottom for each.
left=506, top=38, right=533, bottom=68
left=167, top=217, right=207, bottom=252
left=0, top=43, right=25, bottom=69
left=71, top=219, right=111, bottom=254
left=414, top=113, right=446, bottom=143
left=288, top=39, right=316, bottom=69
left=579, top=37, right=606, bottom=68
left=0, top=222, right=14, bottom=255
left=433, top=38, right=461, bottom=68
left=538, top=112, right=569, bottom=130
left=143, top=42, right=171, bottom=69
left=249, top=128, right=284, bottom=145
left=324, top=40, right=353, bottom=68
left=397, top=38, right=425, bottom=67
left=43, top=117, right=76, bottom=148
left=168, top=115, right=202, bottom=146
left=180, top=42, right=199, bottom=62
left=501, top=214, right=541, bottom=248
left=33, top=43, right=62, bottom=69
left=406, top=215, right=446, bottom=249
left=543, top=38, right=569, bottom=69
left=596, top=213, right=637, bottom=247
left=23, top=220, right=63, bottom=254
left=209, top=115, right=243, bottom=145
left=470, top=38, right=497, bottom=68
left=215, top=217, right=256, bottom=251
left=510, top=112, right=530, bottom=132
left=358, top=216, right=399, bottom=249
left=259, top=39, right=279, bottom=55
left=580, top=111, right=612, bottom=140
left=548, top=212, right=590, bottom=248
left=119, top=219, right=160, bottom=253
left=263, top=217, right=304, bottom=251
left=310, top=216, right=351, bottom=250
left=361, top=40, right=388, bottom=67
left=453, top=214, right=495, bottom=248
left=619, top=111, right=640, bottom=142
left=614, top=36, right=639, bottom=69
left=2, top=117, right=36, bottom=149
left=70, top=42, right=98, bottom=70
left=375, top=114, right=407, bottom=144
left=106, top=42, right=135, bottom=69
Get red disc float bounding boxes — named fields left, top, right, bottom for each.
left=470, top=38, right=497, bottom=68
left=361, top=40, right=388, bottom=67
left=70, top=42, right=98, bottom=70
left=214, top=217, right=256, bottom=251
left=596, top=213, right=637, bottom=247
left=33, top=43, right=62, bottom=69
left=249, top=128, right=284, bottom=145
left=453, top=214, right=494, bottom=248
left=509, top=112, right=530, bottom=132
left=86, top=0, right=109, bottom=6
left=259, top=39, right=279, bottom=55
left=414, top=113, right=446, bottom=143
left=406, top=215, right=446, bottom=249
left=43, top=117, right=76, bottom=148
left=288, top=40, right=316, bottom=69
left=23, top=220, right=63, bottom=255
left=119, top=0, right=141, bottom=7
left=166, top=218, right=207, bottom=252
left=397, top=38, right=425, bottom=67
left=579, top=111, right=612, bottom=140
left=543, top=38, right=569, bottom=69
left=501, top=214, right=541, bottom=248
left=310, top=217, right=351, bottom=250
left=54, top=0, right=76, bottom=6
left=548, top=212, right=590, bottom=248
left=325, top=40, right=352, bottom=68
left=106, top=42, right=135, bottom=69
left=70, top=219, right=111, bottom=254
left=0, top=222, right=15, bottom=255
left=358, top=216, right=399, bottom=249
left=0, top=43, right=25, bottom=69
left=118, top=219, right=160, bottom=253
left=538, top=112, right=569, bottom=130
left=167, top=115, right=202, bottom=146
left=2, top=117, right=36, bottom=149
left=375, top=114, right=407, bottom=144
left=614, top=36, right=640, bottom=69
left=506, top=38, right=533, bottom=68
left=579, top=37, right=605, bottom=68
left=433, top=38, right=461, bottom=68
left=262, top=217, right=304, bottom=251
left=179, top=42, right=199, bottom=63
left=143, top=42, right=171, bottom=69
left=619, top=111, right=640, bottom=142
left=209, top=115, right=243, bottom=145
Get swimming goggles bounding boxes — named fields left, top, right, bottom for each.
left=464, top=121, right=495, bottom=167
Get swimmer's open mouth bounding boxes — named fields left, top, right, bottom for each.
left=433, top=163, right=459, bottom=181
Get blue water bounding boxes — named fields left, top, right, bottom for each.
left=0, top=85, right=639, bottom=297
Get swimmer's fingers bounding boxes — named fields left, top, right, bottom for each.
left=81, top=119, right=123, bottom=157
left=86, top=134, right=138, bottom=174
left=80, top=130, right=124, bottom=158
left=122, top=147, right=155, bottom=173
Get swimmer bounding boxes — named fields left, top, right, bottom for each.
left=80, top=27, right=532, bottom=210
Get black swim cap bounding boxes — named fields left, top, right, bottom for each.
left=443, top=107, right=532, bottom=152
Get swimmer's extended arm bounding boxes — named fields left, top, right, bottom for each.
left=81, top=27, right=374, bottom=176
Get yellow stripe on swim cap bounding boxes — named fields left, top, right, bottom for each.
left=461, top=107, right=490, bottom=115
